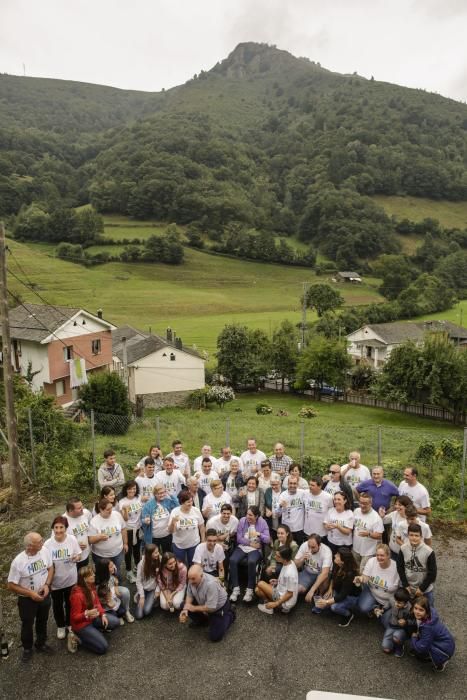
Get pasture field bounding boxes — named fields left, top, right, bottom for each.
left=6, top=238, right=382, bottom=353
left=373, top=194, right=467, bottom=229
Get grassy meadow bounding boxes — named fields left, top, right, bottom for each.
left=6, top=236, right=382, bottom=354
left=373, top=195, right=467, bottom=229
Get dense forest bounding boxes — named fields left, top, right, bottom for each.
left=2, top=42, right=467, bottom=272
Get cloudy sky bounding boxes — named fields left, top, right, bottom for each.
left=1, top=0, right=467, bottom=102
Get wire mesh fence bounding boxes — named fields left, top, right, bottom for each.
left=10, top=407, right=466, bottom=519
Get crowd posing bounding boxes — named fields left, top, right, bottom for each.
left=8, top=440, right=455, bottom=671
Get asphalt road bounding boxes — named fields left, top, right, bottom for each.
left=1, top=537, right=466, bottom=700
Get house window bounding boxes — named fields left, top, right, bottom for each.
left=366, top=346, right=372, bottom=359
left=170, top=352, right=176, bottom=361
left=63, top=346, right=73, bottom=361
left=92, top=339, right=102, bottom=355
left=56, top=379, right=65, bottom=397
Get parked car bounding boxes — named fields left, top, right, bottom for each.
left=308, top=381, right=344, bottom=397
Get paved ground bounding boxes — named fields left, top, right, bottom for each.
left=1, top=537, right=466, bottom=700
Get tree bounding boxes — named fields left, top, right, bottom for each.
left=13, top=205, right=50, bottom=241
left=305, top=283, right=344, bottom=317
left=271, top=320, right=299, bottom=391
left=79, top=371, right=131, bottom=434
left=216, top=324, right=271, bottom=389
left=373, top=254, right=416, bottom=300
left=295, top=336, right=352, bottom=398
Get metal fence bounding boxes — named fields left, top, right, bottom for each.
left=8, top=408, right=466, bottom=519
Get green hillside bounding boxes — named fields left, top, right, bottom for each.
left=6, top=238, right=382, bottom=354
left=373, top=195, right=467, bottom=229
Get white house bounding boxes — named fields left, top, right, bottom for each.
left=112, top=326, right=205, bottom=407
left=347, top=320, right=467, bottom=368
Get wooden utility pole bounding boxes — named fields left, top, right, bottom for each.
left=0, top=222, right=22, bottom=506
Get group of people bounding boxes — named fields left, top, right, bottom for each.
left=7, top=439, right=455, bottom=672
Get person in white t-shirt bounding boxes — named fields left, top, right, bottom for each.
left=193, top=529, right=226, bottom=579
left=398, top=505, right=433, bottom=547
left=136, top=445, right=163, bottom=475
left=64, top=497, right=92, bottom=568
left=258, top=459, right=273, bottom=492
left=216, top=446, right=242, bottom=476
left=7, top=532, right=54, bottom=661
left=166, top=440, right=191, bottom=479
left=44, top=515, right=82, bottom=639
left=168, top=490, right=205, bottom=567
left=352, top=492, right=384, bottom=572
left=256, top=546, right=299, bottom=615
left=207, top=505, right=239, bottom=553
left=154, top=457, right=186, bottom=497
left=398, top=467, right=431, bottom=521
left=280, top=476, right=306, bottom=544
left=194, top=457, right=219, bottom=495
left=193, top=445, right=219, bottom=473
left=355, top=544, right=400, bottom=625
left=118, top=480, right=143, bottom=583
left=282, top=463, right=309, bottom=490
left=341, top=451, right=371, bottom=498
left=240, top=438, right=266, bottom=478
left=202, top=480, right=233, bottom=520
left=324, top=492, right=354, bottom=553
left=295, top=534, right=333, bottom=600
left=303, top=476, right=334, bottom=537
left=88, top=499, right=128, bottom=573
left=383, top=495, right=413, bottom=559
left=136, top=459, right=159, bottom=502
left=221, top=459, right=245, bottom=514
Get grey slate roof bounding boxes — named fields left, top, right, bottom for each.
left=112, top=325, right=202, bottom=364
left=8, top=303, right=80, bottom=342
left=338, top=271, right=361, bottom=278
left=355, top=320, right=467, bottom=345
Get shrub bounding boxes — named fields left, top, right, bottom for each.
left=256, top=403, right=273, bottom=415
left=206, top=385, right=235, bottom=408
left=186, top=388, right=208, bottom=409
left=79, top=372, right=132, bottom=434
left=298, top=406, right=318, bottom=419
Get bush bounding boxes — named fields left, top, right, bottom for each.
left=298, top=406, right=318, bottom=419
left=206, top=385, right=235, bottom=408
left=256, top=403, right=273, bottom=415
left=79, top=372, right=132, bottom=434
left=186, top=387, right=208, bottom=409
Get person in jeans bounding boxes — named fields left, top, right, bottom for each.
left=68, top=565, right=120, bottom=654
left=88, top=498, right=128, bottom=573
left=7, top=532, right=54, bottom=662
left=313, top=547, right=360, bottom=626
left=141, top=485, right=179, bottom=553
left=179, top=564, right=235, bottom=642
left=118, top=480, right=143, bottom=583
left=382, top=587, right=411, bottom=657
left=168, top=490, right=205, bottom=567
left=95, top=559, right=134, bottom=624
left=229, top=506, right=270, bottom=603
left=44, top=516, right=82, bottom=639
left=134, top=544, right=161, bottom=619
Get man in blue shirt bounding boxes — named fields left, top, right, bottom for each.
left=356, top=467, right=399, bottom=516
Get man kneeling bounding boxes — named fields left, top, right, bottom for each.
left=179, top=564, right=235, bottom=641
left=256, top=546, right=298, bottom=615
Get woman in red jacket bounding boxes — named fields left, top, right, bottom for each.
left=68, top=565, right=120, bottom=654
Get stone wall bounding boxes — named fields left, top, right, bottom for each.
left=141, top=390, right=191, bottom=409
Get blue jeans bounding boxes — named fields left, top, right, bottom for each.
left=104, top=586, right=131, bottom=617
left=358, top=585, right=391, bottom=626
left=75, top=614, right=120, bottom=654
left=134, top=589, right=157, bottom=619
left=331, top=594, right=360, bottom=617
left=229, top=548, right=262, bottom=589
left=298, top=570, right=318, bottom=592
left=382, top=625, right=407, bottom=651
left=172, top=544, right=197, bottom=568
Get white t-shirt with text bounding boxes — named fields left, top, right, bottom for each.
left=44, top=534, right=81, bottom=590
left=169, top=506, right=204, bottom=549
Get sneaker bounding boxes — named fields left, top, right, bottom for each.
left=433, top=660, right=449, bottom=672
left=119, top=618, right=125, bottom=626
left=394, top=645, right=405, bottom=658
left=229, top=587, right=240, bottom=603
left=21, top=649, right=33, bottom=663
left=67, top=631, right=79, bottom=654
left=257, top=603, right=274, bottom=615
left=338, top=613, right=354, bottom=628
left=125, top=610, right=135, bottom=624
left=126, top=571, right=136, bottom=584
left=57, top=627, right=66, bottom=640
left=243, top=588, right=254, bottom=603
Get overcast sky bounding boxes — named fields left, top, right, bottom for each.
left=1, top=0, right=467, bottom=102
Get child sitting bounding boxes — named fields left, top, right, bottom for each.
left=382, top=587, right=411, bottom=657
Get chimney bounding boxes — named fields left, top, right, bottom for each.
left=97, top=308, right=103, bottom=319
left=175, top=337, right=182, bottom=350
left=166, top=327, right=173, bottom=343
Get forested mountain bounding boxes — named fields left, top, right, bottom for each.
left=2, top=42, right=467, bottom=267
